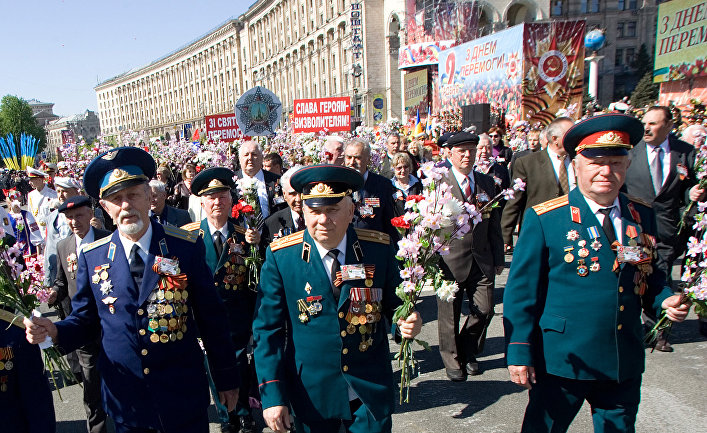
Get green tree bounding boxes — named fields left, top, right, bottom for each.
left=630, top=72, right=659, bottom=108
left=633, top=44, right=653, bottom=78
left=0, top=95, right=47, bottom=152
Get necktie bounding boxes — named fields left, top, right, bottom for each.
left=129, top=244, right=145, bottom=291
left=296, top=214, right=305, bottom=231
left=213, top=230, right=224, bottom=257
left=558, top=154, right=569, bottom=195
left=327, top=249, right=341, bottom=302
left=463, top=176, right=473, bottom=201
left=650, top=146, right=663, bottom=195
left=598, top=207, right=617, bottom=246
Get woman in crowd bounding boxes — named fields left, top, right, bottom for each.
left=475, top=133, right=510, bottom=207
left=391, top=152, right=423, bottom=217
left=170, top=163, right=196, bottom=210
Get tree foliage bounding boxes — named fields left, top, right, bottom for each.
left=630, top=72, right=659, bottom=108
left=0, top=95, right=47, bottom=151
left=633, top=44, right=653, bottom=79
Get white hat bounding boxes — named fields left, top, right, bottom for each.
left=26, top=166, right=48, bottom=178
left=54, top=176, right=81, bottom=190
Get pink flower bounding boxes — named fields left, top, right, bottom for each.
left=513, top=177, right=526, bottom=191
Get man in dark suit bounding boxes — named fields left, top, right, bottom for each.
left=47, top=196, right=111, bottom=433
left=25, top=147, right=239, bottom=433
left=183, top=167, right=261, bottom=433
left=234, top=140, right=287, bottom=221
left=501, top=117, right=575, bottom=253
left=624, top=106, right=705, bottom=275
left=149, top=180, right=192, bottom=227
left=379, top=132, right=419, bottom=179
left=437, top=132, right=505, bottom=381
left=261, top=165, right=306, bottom=245
left=623, top=106, right=705, bottom=352
left=509, top=129, right=542, bottom=171
left=344, top=138, right=398, bottom=241
left=504, top=114, right=690, bottom=432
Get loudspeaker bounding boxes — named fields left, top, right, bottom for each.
left=462, top=104, right=490, bottom=133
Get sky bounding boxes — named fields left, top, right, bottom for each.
left=0, top=0, right=252, bottom=117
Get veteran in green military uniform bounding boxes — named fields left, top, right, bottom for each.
left=503, top=114, right=691, bottom=433
left=182, top=167, right=260, bottom=433
left=253, top=164, right=422, bottom=433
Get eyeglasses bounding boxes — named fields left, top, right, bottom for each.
left=489, top=134, right=500, bottom=138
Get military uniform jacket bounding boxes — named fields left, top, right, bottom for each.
left=353, top=171, right=398, bottom=242
left=55, top=221, right=239, bottom=430
left=184, top=219, right=255, bottom=349
left=0, top=312, right=56, bottom=433
left=503, top=188, right=673, bottom=382
left=253, top=226, right=402, bottom=422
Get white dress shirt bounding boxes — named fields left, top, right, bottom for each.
left=75, top=226, right=96, bottom=255
left=119, top=223, right=152, bottom=265
left=546, top=147, right=576, bottom=191
left=207, top=220, right=229, bottom=244
left=290, top=210, right=304, bottom=231
left=583, top=196, right=622, bottom=244
left=646, top=138, right=671, bottom=187
left=451, top=166, right=474, bottom=197
left=242, top=169, right=271, bottom=219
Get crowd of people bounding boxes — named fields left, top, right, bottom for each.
left=0, top=102, right=705, bottom=433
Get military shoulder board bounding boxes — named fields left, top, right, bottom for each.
left=164, top=225, right=198, bottom=243
left=271, top=230, right=304, bottom=251
left=354, top=228, right=390, bottom=244
left=181, top=221, right=201, bottom=232
left=532, top=195, right=569, bottom=215
left=625, top=195, right=652, bottom=209
left=82, top=235, right=112, bottom=252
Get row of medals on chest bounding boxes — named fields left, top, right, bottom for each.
left=0, top=347, right=14, bottom=392
left=222, top=250, right=247, bottom=290
left=93, top=263, right=190, bottom=344
left=564, top=230, right=604, bottom=276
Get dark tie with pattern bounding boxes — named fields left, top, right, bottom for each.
left=327, top=249, right=341, bottom=302
left=296, top=214, right=305, bottom=231
left=558, top=154, right=569, bottom=194
left=598, top=207, right=617, bottom=246
left=129, top=244, right=145, bottom=291
left=650, top=146, right=663, bottom=195
left=213, top=230, right=224, bottom=257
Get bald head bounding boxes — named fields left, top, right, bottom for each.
left=239, top=141, right=263, bottom=176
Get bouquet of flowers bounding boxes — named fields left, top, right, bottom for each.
left=646, top=199, right=707, bottom=348
left=0, top=233, right=77, bottom=399
left=235, top=177, right=264, bottom=289
left=391, top=162, right=525, bottom=402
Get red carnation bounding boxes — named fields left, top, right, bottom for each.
left=391, top=216, right=410, bottom=229
left=406, top=195, right=425, bottom=203
left=241, top=205, right=254, bottom=214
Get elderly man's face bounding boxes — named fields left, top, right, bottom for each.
left=573, top=154, right=630, bottom=205
left=63, top=206, right=93, bottom=239
left=386, top=135, right=401, bottom=154
left=476, top=140, right=492, bottom=162
left=239, top=142, right=263, bottom=175
left=56, top=186, right=79, bottom=203
left=150, top=186, right=167, bottom=214
left=282, top=180, right=302, bottom=213
left=100, top=183, right=151, bottom=238
left=344, top=143, right=370, bottom=174
left=322, top=140, right=345, bottom=165
left=527, top=133, right=540, bottom=151
left=303, top=198, right=354, bottom=249
left=201, top=189, right=232, bottom=225
left=449, top=144, right=477, bottom=175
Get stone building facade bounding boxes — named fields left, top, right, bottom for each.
left=46, top=110, right=101, bottom=154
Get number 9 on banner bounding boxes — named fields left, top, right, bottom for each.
left=446, top=53, right=456, bottom=85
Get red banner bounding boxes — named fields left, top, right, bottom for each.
left=205, top=113, right=244, bottom=142
left=292, top=97, right=351, bottom=133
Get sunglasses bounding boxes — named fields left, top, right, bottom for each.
left=489, top=134, right=500, bottom=138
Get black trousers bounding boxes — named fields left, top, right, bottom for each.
left=437, top=261, right=495, bottom=371
left=77, top=341, right=108, bottom=433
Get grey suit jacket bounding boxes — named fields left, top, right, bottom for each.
left=501, top=150, right=563, bottom=245
left=440, top=170, right=504, bottom=281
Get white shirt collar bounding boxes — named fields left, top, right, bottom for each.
left=313, top=233, right=347, bottom=263
left=119, top=222, right=152, bottom=263
left=647, top=137, right=670, bottom=153
left=451, top=166, right=473, bottom=190
left=546, top=146, right=564, bottom=160
left=290, top=209, right=303, bottom=229
left=243, top=169, right=265, bottom=183
left=206, top=219, right=229, bottom=239
left=75, top=227, right=95, bottom=253
left=583, top=195, right=620, bottom=216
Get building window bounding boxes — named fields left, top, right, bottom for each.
left=551, top=0, right=563, bottom=16
left=625, top=47, right=635, bottom=65
left=615, top=48, right=624, bottom=66
left=626, top=21, right=636, bottom=37
left=617, top=22, right=624, bottom=38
